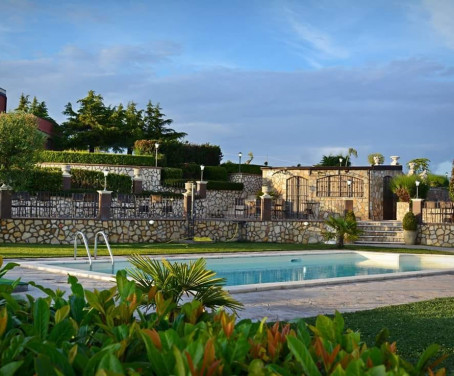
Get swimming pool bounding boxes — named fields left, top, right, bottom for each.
left=19, top=251, right=454, bottom=291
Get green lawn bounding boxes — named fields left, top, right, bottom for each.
left=304, top=297, right=454, bottom=371
left=1, top=241, right=453, bottom=258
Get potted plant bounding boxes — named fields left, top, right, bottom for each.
left=402, top=211, right=418, bottom=245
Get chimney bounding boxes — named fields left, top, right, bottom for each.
left=0, top=88, right=6, bottom=112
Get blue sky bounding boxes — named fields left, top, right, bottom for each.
left=1, top=0, right=454, bottom=174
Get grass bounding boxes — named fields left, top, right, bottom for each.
left=1, top=241, right=453, bottom=259
left=304, top=297, right=454, bottom=371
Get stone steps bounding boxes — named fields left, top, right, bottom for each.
left=355, top=221, right=405, bottom=245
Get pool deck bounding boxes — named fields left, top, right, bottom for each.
left=5, top=246, right=454, bottom=321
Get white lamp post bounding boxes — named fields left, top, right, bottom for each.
left=238, top=152, right=242, bottom=173
left=155, top=143, right=160, bottom=168
left=339, top=157, right=343, bottom=167
left=103, top=170, right=109, bottom=191
left=415, top=180, right=420, bottom=199
left=200, top=165, right=205, bottom=181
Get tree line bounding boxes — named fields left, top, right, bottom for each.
left=16, top=91, right=187, bottom=154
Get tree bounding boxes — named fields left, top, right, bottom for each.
left=318, top=154, right=350, bottom=167
left=142, top=101, right=186, bottom=141
left=345, top=147, right=358, bottom=167
left=407, top=158, right=430, bottom=175
left=0, top=112, right=46, bottom=188
left=60, top=90, right=115, bottom=152
left=323, top=215, right=361, bottom=248
left=15, top=93, right=52, bottom=120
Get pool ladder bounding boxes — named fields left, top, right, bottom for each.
left=74, top=231, right=114, bottom=267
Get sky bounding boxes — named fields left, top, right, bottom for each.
left=1, top=0, right=453, bottom=175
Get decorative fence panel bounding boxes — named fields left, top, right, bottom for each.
left=423, top=201, right=454, bottom=223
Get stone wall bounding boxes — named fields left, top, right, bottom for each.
left=396, top=202, right=410, bottom=221
left=0, top=218, right=325, bottom=245
left=418, top=223, right=454, bottom=247
left=229, top=173, right=262, bottom=197
left=369, top=169, right=402, bottom=220
left=41, top=163, right=161, bottom=191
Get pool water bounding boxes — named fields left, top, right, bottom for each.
left=42, top=252, right=454, bottom=287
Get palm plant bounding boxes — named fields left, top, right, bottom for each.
left=323, top=215, right=362, bottom=248
left=345, top=147, right=358, bottom=167
left=127, top=254, right=243, bottom=313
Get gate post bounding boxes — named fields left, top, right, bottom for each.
left=97, top=190, right=112, bottom=220
left=0, top=185, right=12, bottom=219
left=260, top=193, right=272, bottom=221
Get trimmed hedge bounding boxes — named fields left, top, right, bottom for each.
left=207, top=180, right=244, bottom=191
left=161, top=167, right=183, bottom=181
left=71, top=169, right=132, bottom=193
left=162, top=178, right=187, bottom=188
left=221, top=162, right=262, bottom=175
left=6, top=167, right=63, bottom=192
left=204, top=166, right=228, bottom=181
left=37, top=150, right=156, bottom=167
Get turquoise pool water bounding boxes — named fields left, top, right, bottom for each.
left=40, top=252, right=454, bottom=287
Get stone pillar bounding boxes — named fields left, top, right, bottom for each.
left=97, top=190, right=112, bottom=220
left=183, top=182, right=194, bottom=218
left=260, top=193, right=272, bottom=221
left=62, top=165, right=71, bottom=191
left=197, top=181, right=207, bottom=199
left=132, top=178, right=143, bottom=194
left=411, top=198, right=424, bottom=224
left=0, top=185, right=12, bottom=219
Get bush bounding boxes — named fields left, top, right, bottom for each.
left=207, top=181, right=244, bottom=191
left=0, top=259, right=446, bottom=375
left=402, top=211, right=418, bottom=231
left=7, top=167, right=63, bottom=192
left=37, top=150, right=156, bottom=167
left=344, top=209, right=356, bottom=223
left=204, top=166, right=228, bottom=181
left=221, top=161, right=262, bottom=175
left=161, top=167, right=183, bottom=180
left=427, top=173, right=449, bottom=188
left=390, top=174, right=429, bottom=201
left=71, top=169, right=132, bottom=193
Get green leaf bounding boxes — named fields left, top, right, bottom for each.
left=69, top=295, right=86, bottom=324
left=55, top=305, right=71, bottom=324
left=34, top=355, right=59, bottom=376
left=287, top=336, right=322, bottom=376
left=315, top=314, right=335, bottom=342
left=84, top=290, right=105, bottom=314
left=68, top=275, right=84, bottom=298
left=33, top=298, right=50, bottom=340
left=365, top=365, right=386, bottom=376
left=345, top=359, right=364, bottom=376
left=330, top=364, right=347, bottom=376
left=0, top=361, right=24, bottom=376
left=97, top=352, right=124, bottom=374
left=374, top=328, right=389, bottom=347
left=172, top=346, right=186, bottom=376
left=49, top=320, right=76, bottom=346
left=415, top=343, right=440, bottom=372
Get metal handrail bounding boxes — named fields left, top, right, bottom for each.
left=74, top=231, right=92, bottom=265
left=94, top=231, right=114, bottom=265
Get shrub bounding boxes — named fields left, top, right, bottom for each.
left=204, top=166, right=228, bottom=181
left=161, top=167, right=183, bottom=180
left=221, top=161, right=262, bottom=175
left=367, top=153, right=385, bottom=165
left=323, top=215, right=362, bottom=248
left=402, top=211, right=418, bottom=231
left=390, top=174, right=429, bottom=201
left=207, top=181, right=244, bottom=191
left=0, top=260, right=446, bottom=375
left=427, top=173, right=449, bottom=188
left=344, top=209, right=356, bottom=223
left=37, top=150, right=156, bottom=167
left=7, top=167, right=62, bottom=192
left=71, top=169, right=132, bottom=193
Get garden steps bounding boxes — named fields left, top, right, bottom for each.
left=355, top=221, right=405, bottom=245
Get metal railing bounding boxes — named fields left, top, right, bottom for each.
left=423, top=201, right=454, bottom=223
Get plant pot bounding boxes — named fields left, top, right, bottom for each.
left=403, top=230, right=417, bottom=245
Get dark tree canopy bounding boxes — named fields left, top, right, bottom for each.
left=15, top=93, right=53, bottom=121
left=317, top=154, right=351, bottom=167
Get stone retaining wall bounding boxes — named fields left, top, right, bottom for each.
left=418, top=223, right=454, bottom=247
left=0, top=218, right=325, bottom=244
left=229, top=173, right=262, bottom=197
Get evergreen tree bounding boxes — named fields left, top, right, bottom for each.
left=142, top=101, right=186, bottom=141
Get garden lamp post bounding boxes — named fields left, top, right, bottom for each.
left=103, top=170, right=109, bottom=191
left=200, top=165, right=205, bottom=181
left=155, top=143, right=160, bottom=168
left=415, top=180, right=420, bottom=199
left=339, top=158, right=343, bottom=167
left=238, top=152, right=242, bottom=173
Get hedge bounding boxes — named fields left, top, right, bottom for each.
left=221, top=162, right=262, bottom=175
left=37, top=150, right=156, bottom=167
left=71, top=169, right=132, bottom=193
left=161, top=167, right=183, bottom=181
left=2, top=167, right=63, bottom=192
left=207, top=180, right=244, bottom=191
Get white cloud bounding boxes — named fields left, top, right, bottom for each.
left=422, top=0, right=454, bottom=49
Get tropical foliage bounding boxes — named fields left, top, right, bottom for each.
left=318, top=154, right=350, bottom=167
left=390, top=174, right=429, bottom=202
left=0, top=262, right=447, bottom=375
left=323, top=214, right=361, bottom=248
